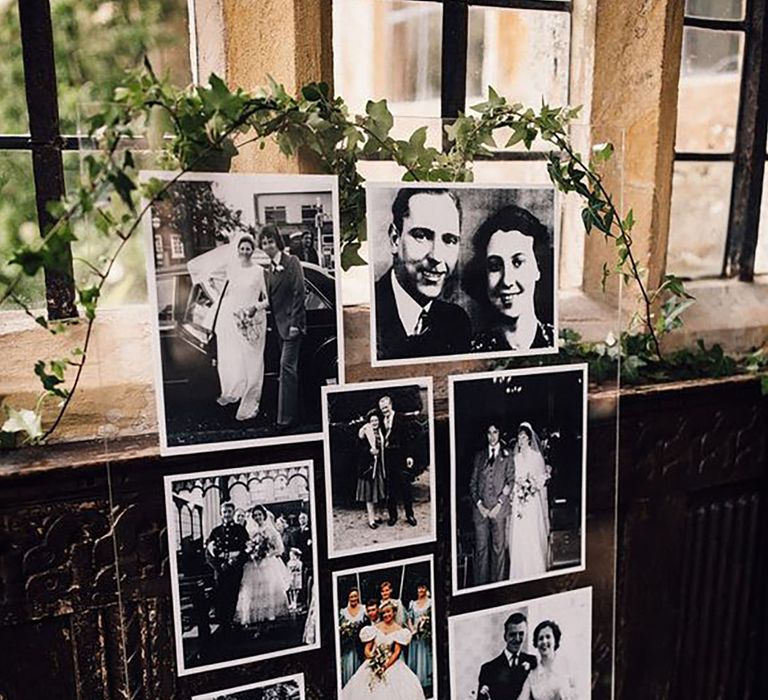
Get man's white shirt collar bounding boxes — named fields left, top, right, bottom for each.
left=390, top=269, right=432, bottom=336
left=504, top=649, right=517, bottom=665
left=489, top=444, right=498, bottom=459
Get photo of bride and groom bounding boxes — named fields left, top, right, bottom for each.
left=450, top=365, right=587, bottom=594
left=450, top=587, right=592, bottom=700
left=144, top=172, right=342, bottom=455
left=323, top=379, right=435, bottom=558
left=333, top=556, right=436, bottom=700
left=164, top=461, right=320, bottom=675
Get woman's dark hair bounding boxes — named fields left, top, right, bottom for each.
left=365, top=598, right=379, bottom=609
left=462, top=204, right=552, bottom=310
left=533, top=619, right=562, bottom=650
left=347, top=587, right=359, bottom=599
left=517, top=423, right=534, bottom=442
left=259, top=223, right=285, bottom=251
left=251, top=504, right=268, bottom=518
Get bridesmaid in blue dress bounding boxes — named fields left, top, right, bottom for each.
left=339, top=588, right=366, bottom=686
left=406, top=582, right=433, bottom=691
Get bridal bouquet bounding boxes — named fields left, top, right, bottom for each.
left=234, top=307, right=265, bottom=344
left=245, top=533, right=272, bottom=562
left=339, top=617, right=360, bottom=641
left=368, top=644, right=392, bottom=689
left=513, top=472, right=549, bottom=518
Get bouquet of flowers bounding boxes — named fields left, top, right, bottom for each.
left=414, top=609, right=432, bottom=642
left=513, top=472, right=550, bottom=519
left=234, top=307, right=265, bottom=344
left=339, top=616, right=360, bottom=642
left=245, top=532, right=272, bottom=562
left=367, top=643, right=392, bottom=689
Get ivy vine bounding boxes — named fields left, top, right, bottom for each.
left=0, top=63, right=765, bottom=446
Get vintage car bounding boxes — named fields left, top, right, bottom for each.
left=155, top=259, right=339, bottom=405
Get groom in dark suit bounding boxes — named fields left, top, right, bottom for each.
left=477, top=612, right=537, bottom=700
left=374, top=187, right=471, bottom=361
left=259, top=225, right=306, bottom=430
left=378, top=394, right=417, bottom=527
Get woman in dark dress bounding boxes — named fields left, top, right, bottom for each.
left=355, top=411, right=387, bottom=530
left=463, top=204, right=554, bottom=353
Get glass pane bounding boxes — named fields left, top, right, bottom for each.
left=668, top=161, right=733, bottom=278
left=333, top=0, right=442, bottom=130
left=754, top=164, right=768, bottom=275
left=466, top=7, right=570, bottom=153
left=0, top=2, right=29, bottom=134
left=685, top=0, right=744, bottom=21
left=54, top=0, right=193, bottom=134
left=676, top=28, right=743, bottom=153
left=0, top=152, right=45, bottom=309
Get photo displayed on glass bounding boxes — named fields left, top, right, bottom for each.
left=450, top=365, right=587, bottom=595
left=322, top=377, right=436, bottom=558
left=192, top=673, right=305, bottom=700
left=333, top=555, right=437, bottom=700
left=366, top=182, right=558, bottom=366
left=143, top=172, right=343, bottom=455
left=164, top=460, right=320, bottom=675
left=449, top=587, right=592, bottom=700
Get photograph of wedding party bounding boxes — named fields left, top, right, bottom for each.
left=143, top=171, right=343, bottom=455
left=449, top=587, right=592, bottom=700
left=333, top=556, right=436, bottom=700
left=366, top=182, right=558, bottom=366
left=192, top=673, right=304, bottom=700
left=450, top=364, right=587, bottom=594
left=322, top=378, right=436, bottom=557
left=164, top=461, right=320, bottom=675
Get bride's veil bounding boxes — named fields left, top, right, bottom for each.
left=515, top=421, right=544, bottom=455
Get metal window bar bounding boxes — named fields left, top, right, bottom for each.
left=16, top=0, right=77, bottom=319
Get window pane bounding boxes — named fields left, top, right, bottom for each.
left=333, top=0, right=442, bottom=122
left=0, top=2, right=29, bottom=134
left=54, top=0, right=192, bottom=134
left=685, top=0, right=744, bottom=21
left=668, top=161, right=733, bottom=278
left=466, top=7, right=570, bottom=153
left=754, top=164, right=768, bottom=275
left=676, top=28, right=743, bottom=153
left=0, top=152, right=45, bottom=309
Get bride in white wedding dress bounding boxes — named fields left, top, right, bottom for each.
left=516, top=620, right=577, bottom=700
left=343, top=601, right=426, bottom=700
left=508, top=422, right=550, bottom=580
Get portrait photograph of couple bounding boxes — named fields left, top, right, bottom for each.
left=143, top=172, right=342, bottom=455
left=366, top=182, right=558, bottom=366
left=450, top=364, right=587, bottom=594
left=449, top=587, right=592, bottom=700
left=192, top=673, right=304, bottom=700
left=333, top=556, right=436, bottom=700
left=164, top=461, right=320, bottom=675
left=322, top=378, right=436, bottom=558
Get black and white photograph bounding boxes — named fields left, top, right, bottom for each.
left=144, top=171, right=343, bottom=455
left=164, top=460, right=320, bottom=675
left=322, top=378, right=436, bottom=558
left=333, top=555, right=437, bottom=700
left=192, top=673, right=305, bottom=700
left=366, top=182, right=558, bottom=366
left=449, top=587, right=592, bottom=700
left=450, top=365, right=587, bottom=595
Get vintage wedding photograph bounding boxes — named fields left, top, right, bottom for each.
left=322, top=378, right=436, bottom=558
left=449, top=587, right=592, bottom=700
left=192, top=673, right=305, bottom=700
left=333, top=555, right=437, bottom=700
left=164, top=460, right=320, bottom=675
left=143, top=171, right=343, bottom=455
left=366, top=182, right=558, bottom=367
left=450, top=364, right=587, bottom=595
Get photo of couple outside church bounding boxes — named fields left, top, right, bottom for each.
left=366, top=183, right=558, bottom=366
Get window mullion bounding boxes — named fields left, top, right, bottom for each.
left=17, top=0, right=77, bottom=319
left=440, top=0, right=468, bottom=150
left=724, top=0, right=768, bottom=281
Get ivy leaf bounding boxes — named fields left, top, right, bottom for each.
left=592, top=142, right=614, bottom=163
left=78, top=285, right=100, bottom=321
left=2, top=407, right=43, bottom=442
left=340, top=241, right=366, bottom=270
left=365, top=99, right=394, bottom=141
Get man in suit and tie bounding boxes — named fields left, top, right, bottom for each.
left=374, top=187, right=472, bottom=361
left=378, top=394, right=417, bottom=527
left=259, top=225, right=306, bottom=431
left=477, top=612, right=537, bottom=700
left=469, top=423, right=515, bottom=585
